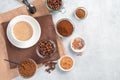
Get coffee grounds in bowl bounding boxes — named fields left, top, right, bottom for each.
left=57, top=20, right=74, bottom=37
left=76, top=8, right=86, bottom=19
left=18, top=59, right=36, bottom=78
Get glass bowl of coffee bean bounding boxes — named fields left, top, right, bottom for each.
left=36, top=40, right=56, bottom=59
left=45, top=0, right=63, bottom=12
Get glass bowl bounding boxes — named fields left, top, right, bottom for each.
left=36, top=40, right=56, bottom=59
left=45, top=0, right=63, bottom=12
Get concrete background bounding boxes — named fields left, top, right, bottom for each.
left=0, top=0, right=120, bottom=80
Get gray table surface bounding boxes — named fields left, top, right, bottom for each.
left=1, top=0, right=120, bottom=80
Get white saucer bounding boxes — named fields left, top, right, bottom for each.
left=7, top=15, right=41, bottom=49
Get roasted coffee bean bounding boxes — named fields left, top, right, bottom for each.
left=45, top=61, right=57, bottom=73
left=38, top=40, right=55, bottom=57
left=47, top=0, right=62, bottom=10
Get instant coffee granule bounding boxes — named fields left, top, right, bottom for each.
left=18, top=59, right=36, bottom=78
left=76, top=8, right=86, bottom=19
left=57, top=20, right=74, bottom=37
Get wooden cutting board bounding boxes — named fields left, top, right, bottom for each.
left=0, top=0, right=66, bottom=80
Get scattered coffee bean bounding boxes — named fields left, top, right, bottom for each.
left=45, top=61, right=57, bottom=73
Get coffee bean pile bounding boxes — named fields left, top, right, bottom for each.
left=47, top=0, right=62, bottom=10
left=38, top=40, right=55, bottom=57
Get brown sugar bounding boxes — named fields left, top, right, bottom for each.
left=18, top=59, right=36, bottom=78
left=57, top=20, right=74, bottom=37
left=60, top=56, right=73, bottom=70
left=72, top=38, right=85, bottom=50
left=76, top=8, right=86, bottom=19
